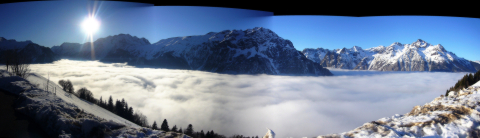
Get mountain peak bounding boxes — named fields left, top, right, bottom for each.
left=351, top=45, right=363, bottom=51
left=0, top=37, right=6, bottom=41
left=392, top=42, right=402, bottom=45
left=100, top=33, right=150, bottom=45
left=244, top=27, right=269, bottom=33
left=412, top=39, right=431, bottom=48
left=338, top=47, right=347, bottom=53
left=416, top=39, right=425, bottom=43
left=429, top=44, right=447, bottom=52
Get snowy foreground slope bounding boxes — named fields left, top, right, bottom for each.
left=318, top=81, right=480, bottom=138
left=0, top=69, right=190, bottom=138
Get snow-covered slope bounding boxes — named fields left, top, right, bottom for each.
left=53, top=27, right=333, bottom=76
left=0, top=70, right=191, bottom=138
left=302, top=39, right=477, bottom=72
left=318, top=81, right=480, bottom=138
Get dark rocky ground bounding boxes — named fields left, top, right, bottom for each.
left=0, top=89, right=49, bottom=138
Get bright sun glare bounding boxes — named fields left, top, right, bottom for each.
left=81, top=17, right=100, bottom=35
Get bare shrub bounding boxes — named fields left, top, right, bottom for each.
left=3, top=49, right=31, bottom=78
left=401, top=105, right=473, bottom=128
left=435, top=113, right=458, bottom=124
left=77, top=87, right=95, bottom=103
left=59, top=79, right=74, bottom=94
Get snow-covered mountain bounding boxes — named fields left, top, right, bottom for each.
left=470, top=60, right=480, bottom=71
left=318, top=81, right=480, bottom=138
left=0, top=70, right=191, bottom=138
left=302, top=39, right=477, bottom=72
left=52, top=27, right=332, bottom=76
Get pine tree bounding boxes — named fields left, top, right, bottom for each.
left=121, top=98, right=126, bottom=116
left=171, top=125, right=178, bottom=132
left=122, top=101, right=128, bottom=118
left=108, top=96, right=114, bottom=112
left=455, top=81, right=460, bottom=89
left=469, top=74, right=474, bottom=85
left=105, top=99, right=108, bottom=109
left=185, top=124, right=193, bottom=135
left=127, top=107, right=134, bottom=121
left=161, top=119, right=170, bottom=131
left=200, top=130, right=205, bottom=138
left=179, top=127, right=183, bottom=133
left=474, top=72, right=480, bottom=82
left=152, top=121, right=158, bottom=130
left=459, top=78, right=465, bottom=89
left=115, top=100, right=123, bottom=115
left=99, top=96, right=103, bottom=106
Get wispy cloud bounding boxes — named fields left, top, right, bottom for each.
left=19, top=59, right=470, bottom=138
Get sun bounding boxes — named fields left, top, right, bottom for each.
left=81, top=16, right=100, bottom=36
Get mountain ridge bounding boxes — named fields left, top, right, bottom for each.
left=47, top=27, right=333, bottom=76
left=302, top=39, right=477, bottom=72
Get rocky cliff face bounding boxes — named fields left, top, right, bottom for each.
left=303, top=39, right=477, bottom=72
left=50, top=28, right=332, bottom=76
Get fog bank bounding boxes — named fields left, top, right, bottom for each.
left=14, top=60, right=470, bottom=138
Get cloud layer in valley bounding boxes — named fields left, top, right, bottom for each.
left=14, top=59, right=471, bottom=138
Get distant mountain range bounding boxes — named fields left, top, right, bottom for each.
left=1, top=28, right=478, bottom=74
left=302, top=39, right=479, bottom=72
left=1, top=27, right=333, bottom=76
left=0, top=37, right=57, bottom=63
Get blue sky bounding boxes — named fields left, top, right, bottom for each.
left=0, top=1, right=479, bottom=60
left=272, top=16, right=480, bottom=61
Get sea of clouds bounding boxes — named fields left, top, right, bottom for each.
left=16, top=59, right=471, bottom=138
